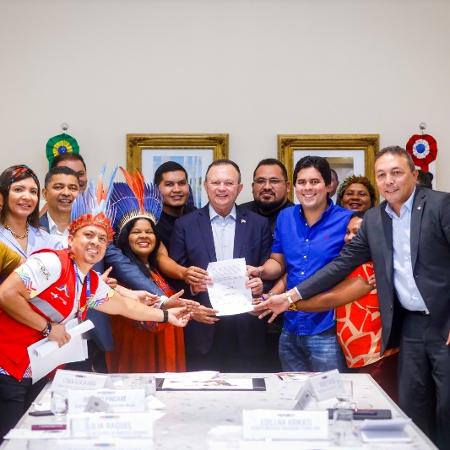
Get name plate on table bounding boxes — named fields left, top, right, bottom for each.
left=69, top=413, right=154, bottom=438
left=308, top=369, right=339, bottom=401
left=293, top=383, right=314, bottom=410
left=242, top=410, right=328, bottom=441
left=52, top=369, right=108, bottom=390
left=68, top=388, right=146, bottom=413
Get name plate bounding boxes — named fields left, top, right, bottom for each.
left=52, top=369, right=108, bottom=390
left=69, top=413, right=154, bottom=438
left=293, top=383, right=314, bottom=410
left=308, top=369, right=339, bottom=401
left=68, top=388, right=146, bottom=413
left=242, top=410, right=328, bottom=441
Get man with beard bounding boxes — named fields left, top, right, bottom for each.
left=240, top=159, right=293, bottom=235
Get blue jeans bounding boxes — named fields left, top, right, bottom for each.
left=279, top=327, right=346, bottom=372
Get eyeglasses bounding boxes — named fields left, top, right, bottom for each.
left=253, top=178, right=286, bottom=186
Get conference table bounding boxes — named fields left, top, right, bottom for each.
left=0, top=372, right=437, bottom=449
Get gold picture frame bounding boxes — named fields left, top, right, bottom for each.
left=127, top=133, right=229, bottom=207
left=278, top=133, right=379, bottom=201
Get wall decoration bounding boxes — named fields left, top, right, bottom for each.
left=127, top=134, right=229, bottom=207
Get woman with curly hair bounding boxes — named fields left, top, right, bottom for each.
left=336, top=175, right=376, bottom=212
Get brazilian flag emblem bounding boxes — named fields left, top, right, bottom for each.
left=46, top=133, right=80, bottom=168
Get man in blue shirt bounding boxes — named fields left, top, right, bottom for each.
left=252, top=156, right=352, bottom=371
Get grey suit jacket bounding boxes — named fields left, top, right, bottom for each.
left=296, top=187, right=450, bottom=352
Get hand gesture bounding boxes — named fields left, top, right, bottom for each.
left=246, top=276, right=263, bottom=297
left=183, top=266, right=211, bottom=285
left=167, top=306, right=191, bottom=327
left=190, top=304, right=219, bottom=325
left=134, top=291, right=160, bottom=306
left=101, top=266, right=118, bottom=289
left=253, top=293, right=290, bottom=323
left=246, top=265, right=263, bottom=278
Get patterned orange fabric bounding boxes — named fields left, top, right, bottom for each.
left=336, top=263, right=384, bottom=368
left=106, top=269, right=186, bottom=373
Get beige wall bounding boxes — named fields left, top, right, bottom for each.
left=1, top=0, right=449, bottom=202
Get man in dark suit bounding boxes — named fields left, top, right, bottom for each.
left=170, top=159, right=271, bottom=372
left=255, top=146, right=450, bottom=449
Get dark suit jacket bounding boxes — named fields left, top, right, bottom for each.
left=169, top=204, right=272, bottom=355
left=39, top=214, right=162, bottom=351
left=296, top=187, right=450, bottom=352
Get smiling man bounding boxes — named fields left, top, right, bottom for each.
left=170, top=159, right=271, bottom=372
left=254, top=146, right=450, bottom=449
left=249, top=156, right=352, bottom=372
left=40, top=166, right=80, bottom=247
left=0, top=185, right=190, bottom=440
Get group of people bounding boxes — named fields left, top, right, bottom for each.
left=0, top=146, right=447, bottom=449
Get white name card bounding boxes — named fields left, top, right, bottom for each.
left=293, top=382, right=314, bottom=410
left=308, top=369, right=340, bottom=401
left=68, top=388, right=146, bottom=413
left=52, top=369, right=108, bottom=391
left=242, top=410, right=328, bottom=441
left=69, top=413, right=154, bottom=438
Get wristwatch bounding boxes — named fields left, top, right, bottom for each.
left=41, top=321, right=52, bottom=337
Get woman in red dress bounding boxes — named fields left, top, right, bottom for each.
left=106, top=171, right=190, bottom=373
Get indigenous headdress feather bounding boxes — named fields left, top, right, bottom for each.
left=69, top=165, right=118, bottom=242
left=108, top=167, right=163, bottom=237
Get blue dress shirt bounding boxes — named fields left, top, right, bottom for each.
left=272, top=202, right=352, bottom=336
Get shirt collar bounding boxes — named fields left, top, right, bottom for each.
left=385, top=188, right=416, bottom=219
left=47, top=213, right=68, bottom=235
left=298, top=198, right=334, bottom=222
left=209, top=204, right=237, bottom=221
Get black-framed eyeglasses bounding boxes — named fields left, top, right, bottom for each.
left=253, top=178, right=286, bottom=186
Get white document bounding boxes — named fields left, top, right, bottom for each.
left=28, top=319, right=94, bottom=383
left=161, top=377, right=254, bottom=390
left=207, top=258, right=253, bottom=316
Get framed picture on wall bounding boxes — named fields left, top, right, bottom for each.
left=127, top=133, right=229, bottom=208
left=277, top=134, right=379, bottom=203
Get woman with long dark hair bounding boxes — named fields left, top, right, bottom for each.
left=106, top=171, right=190, bottom=372
left=0, top=165, right=60, bottom=256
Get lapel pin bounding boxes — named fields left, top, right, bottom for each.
left=417, top=206, right=422, bottom=210
left=241, top=219, right=246, bottom=224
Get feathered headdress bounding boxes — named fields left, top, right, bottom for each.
left=69, top=165, right=118, bottom=242
left=108, top=167, right=163, bottom=237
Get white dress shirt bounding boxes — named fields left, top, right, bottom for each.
left=385, top=189, right=429, bottom=313
left=209, top=204, right=236, bottom=261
